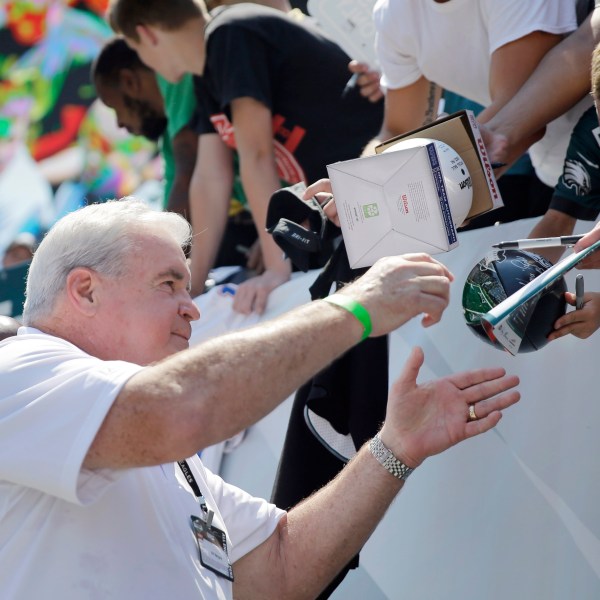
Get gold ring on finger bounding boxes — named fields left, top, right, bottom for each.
left=468, top=404, right=478, bottom=422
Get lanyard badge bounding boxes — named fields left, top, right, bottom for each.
left=178, top=460, right=234, bottom=581
left=190, top=514, right=234, bottom=581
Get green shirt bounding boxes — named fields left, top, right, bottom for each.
left=156, top=73, right=197, bottom=207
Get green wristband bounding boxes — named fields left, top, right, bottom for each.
left=323, top=294, right=372, bottom=341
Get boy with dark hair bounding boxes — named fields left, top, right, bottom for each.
left=108, top=0, right=383, bottom=312
left=92, top=37, right=197, bottom=218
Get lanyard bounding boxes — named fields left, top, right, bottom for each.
left=180, top=459, right=230, bottom=580
left=177, top=459, right=209, bottom=516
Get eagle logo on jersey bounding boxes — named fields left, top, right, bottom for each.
left=562, top=159, right=592, bottom=196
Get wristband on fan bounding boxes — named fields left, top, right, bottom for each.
left=323, top=294, right=372, bottom=341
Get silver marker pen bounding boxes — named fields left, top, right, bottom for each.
left=492, top=234, right=584, bottom=250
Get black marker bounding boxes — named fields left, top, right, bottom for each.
left=492, top=234, right=584, bottom=250
left=576, top=274, right=585, bottom=310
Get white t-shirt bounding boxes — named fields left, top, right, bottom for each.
left=0, top=328, right=285, bottom=599
left=373, top=0, right=589, bottom=187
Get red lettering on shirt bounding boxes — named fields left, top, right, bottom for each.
left=272, top=115, right=306, bottom=153
left=210, top=114, right=237, bottom=149
left=209, top=112, right=305, bottom=183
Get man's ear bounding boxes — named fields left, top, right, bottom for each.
left=65, top=268, right=101, bottom=317
left=135, top=24, right=159, bottom=46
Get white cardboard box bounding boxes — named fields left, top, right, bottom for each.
left=327, top=141, right=459, bottom=269
left=376, top=110, right=503, bottom=220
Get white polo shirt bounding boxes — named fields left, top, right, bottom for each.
left=0, top=328, right=284, bottom=599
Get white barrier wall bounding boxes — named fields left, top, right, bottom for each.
left=193, top=217, right=600, bottom=599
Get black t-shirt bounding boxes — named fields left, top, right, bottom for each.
left=194, top=3, right=383, bottom=185
left=577, top=0, right=597, bottom=24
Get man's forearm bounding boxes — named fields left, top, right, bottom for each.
left=362, top=80, right=441, bottom=157
left=239, top=154, right=289, bottom=272
left=166, top=176, right=192, bottom=220
left=486, top=16, right=596, bottom=149
left=189, top=194, right=229, bottom=294
left=95, top=299, right=364, bottom=468
left=189, top=155, right=233, bottom=294
left=234, top=441, right=402, bottom=600
left=166, top=126, right=198, bottom=219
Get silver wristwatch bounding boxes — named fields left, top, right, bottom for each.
left=369, top=433, right=415, bottom=481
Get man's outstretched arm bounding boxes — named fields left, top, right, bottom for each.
left=85, top=253, right=454, bottom=468
left=233, top=347, right=520, bottom=599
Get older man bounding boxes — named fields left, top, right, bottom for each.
left=0, top=199, right=519, bottom=598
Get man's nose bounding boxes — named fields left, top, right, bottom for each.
left=180, top=295, right=201, bottom=322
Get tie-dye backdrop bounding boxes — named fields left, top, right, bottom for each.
left=0, top=0, right=158, bottom=257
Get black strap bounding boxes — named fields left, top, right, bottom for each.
left=177, top=459, right=208, bottom=514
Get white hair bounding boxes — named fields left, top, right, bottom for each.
left=22, top=199, right=191, bottom=325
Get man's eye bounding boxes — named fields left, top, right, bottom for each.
left=163, top=281, right=176, bottom=290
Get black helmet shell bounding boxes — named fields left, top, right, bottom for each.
left=462, top=249, right=567, bottom=353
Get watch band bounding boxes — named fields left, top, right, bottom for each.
left=369, top=434, right=415, bottom=481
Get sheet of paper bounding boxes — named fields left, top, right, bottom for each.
left=307, top=0, right=378, bottom=66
